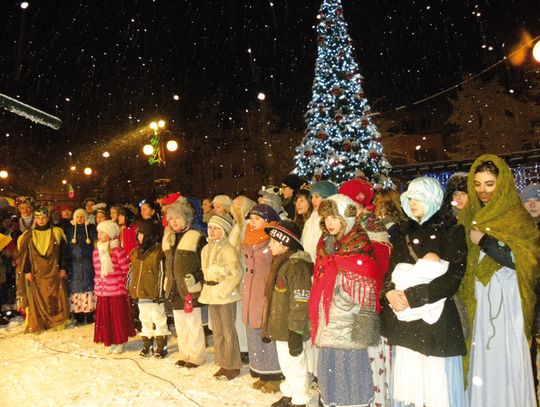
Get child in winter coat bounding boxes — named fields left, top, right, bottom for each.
left=199, top=214, right=243, bottom=380
left=93, top=220, right=135, bottom=354
left=309, top=194, right=383, bottom=407
left=242, top=204, right=283, bottom=392
left=162, top=199, right=206, bottom=368
left=129, top=219, right=170, bottom=359
left=263, top=220, right=313, bottom=407
left=65, top=208, right=97, bottom=325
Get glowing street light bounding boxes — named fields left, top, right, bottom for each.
left=143, top=144, right=154, bottom=156
left=61, top=179, right=67, bottom=185
left=0, top=170, right=8, bottom=179
left=102, top=151, right=110, bottom=158
left=83, top=167, right=92, bottom=175
left=533, top=39, right=540, bottom=62
left=166, top=140, right=178, bottom=152
left=257, top=92, right=266, bottom=101
left=70, top=166, right=76, bottom=171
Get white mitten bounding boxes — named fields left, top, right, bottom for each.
left=184, top=274, right=202, bottom=293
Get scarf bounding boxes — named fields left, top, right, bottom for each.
left=458, top=154, right=540, bottom=377
left=97, top=239, right=120, bottom=278
left=243, top=221, right=277, bottom=246
left=308, top=222, right=382, bottom=343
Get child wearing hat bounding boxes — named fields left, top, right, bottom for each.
left=301, top=180, right=338, bottom=263
left=212, top=195, right=233, bottom=216
left=299, top=180, right=338, bottom=383
left=199, top=213, right=243, bottom=380
left=65, top=208, right=97, bottom=325
left=521, top=183, right=540, bottom=225
left=93, top=220, right=136, bottom=353
left=242, top=204, right=283, bottom=392
left=309, top=194, right=383, bottom=407
left=263, top=220, right=313, bottom=407
left=129, top=219, right=170, bottom=359
left=162, top=198, right=207, bottom=369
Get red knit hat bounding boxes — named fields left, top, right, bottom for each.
left=339, top=178, right=374, bottom=207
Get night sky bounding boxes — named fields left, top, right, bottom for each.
left=0, top=0, right=538, bottom=165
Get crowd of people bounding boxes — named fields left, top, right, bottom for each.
left=0, top=152, right=539, bottom=407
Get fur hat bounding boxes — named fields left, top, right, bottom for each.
left=97, top=220, right=120, bottom=240
left=521, top=183, right=540, bottom=203
left=208, top=213, right=234, bottom=235
left=212, top=195, right=233, bottom=212
left=281, top=174, right=306, bottom=191
left=258, top=185, right=281, bottom=196
left=401, top=177, right=443, bottom=224
left=318, top=194, right=358, bottom=236
left=311, top=180, right=338, bottom=199
left=443, top=172, right=468, bottom=210
left=166, top=198, right=195, bottom=225
left=265, top=220, right=303, bottom=251
left=249, top=204, right=280, bottom=223
left=259, top=191, right=283, bottom=212
left=339, top=178, right=374, bottom=207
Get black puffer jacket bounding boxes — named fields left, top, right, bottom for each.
left=380, top=210, right=467, bottom=357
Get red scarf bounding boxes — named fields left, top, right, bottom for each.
left=308, top=223, right=383, bottom=343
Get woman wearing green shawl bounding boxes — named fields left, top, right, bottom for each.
left=458, top=154, right=540, bottom=406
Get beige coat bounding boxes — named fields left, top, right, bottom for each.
left=199, top=237, right=243, bottom=305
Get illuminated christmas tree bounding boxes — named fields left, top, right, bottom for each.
left=294, top=0, right=391, bottom=184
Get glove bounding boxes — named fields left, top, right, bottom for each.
left=288, top=330, right=303, bottom=357
left=261, top=336, right=272, bottom=343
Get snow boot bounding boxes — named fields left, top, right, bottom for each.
left=271, top=396, right=292, bottom=407
left=139, top=336, right=154, bottom=358
left=154, top=335, right=168, bottom=359
left=216, top=368, right=240, bottom=381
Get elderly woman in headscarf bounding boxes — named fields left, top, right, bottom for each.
left=458, top=155, right=540, bottom=407
left=381, top=177, right=468, bottom=407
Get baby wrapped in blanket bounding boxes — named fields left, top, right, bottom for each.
left=391, top=252, right=448, bottom=324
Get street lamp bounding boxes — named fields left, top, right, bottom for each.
left=0, top=170, right=8, bottom=179
left=144, top=119, right=178, bottom=165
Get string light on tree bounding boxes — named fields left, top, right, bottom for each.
left=294, top=0, right=391, bottom=184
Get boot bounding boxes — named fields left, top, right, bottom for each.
left=270, top=396, right=292, bottom=407
left=260, top=380, right=281, bottom=393
left=139, top=337, right=154, bottom=358
left=84, top=312, right=94, bottom=324
left=216, top=368, right=240, bottom=381
left=154, top=335, right=168, bottom=359
left=74, top=312, right=85, bottom=325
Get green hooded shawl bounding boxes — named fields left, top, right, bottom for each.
left=458, top=154, right=540, bottom=379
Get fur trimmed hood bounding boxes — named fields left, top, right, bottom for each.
left=318, top=194, right=357, bottom=237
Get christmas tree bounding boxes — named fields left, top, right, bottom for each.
left=294, top=0, right=391, bottom=184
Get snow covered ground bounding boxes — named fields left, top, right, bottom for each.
left=0, top=320, right=320, bottom=406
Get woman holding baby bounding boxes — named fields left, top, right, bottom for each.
left=380, top=176, right=468, bottom=407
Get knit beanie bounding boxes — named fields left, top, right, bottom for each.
left=311, top=180, right=338, bottom=199
left=318, top=194, right=358, bottom=235
left=208, top=213, right=234, bottom=235
left=521, top=183, right=540, bottom=203
left=212, top=195, right=233, bottom=212
left=71, top=208, right=89, bottom=224
left=249, top=204, right=280, bottom=223
left=265, top=219, right=303, bottom=251
left=339, top=178, right=374, bottom=207
left=97, top=220, right=120, bottom=240
left=70, top=208, right=91, bottom=244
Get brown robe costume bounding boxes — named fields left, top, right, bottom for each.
left=17, top=226, right=69, bottom=333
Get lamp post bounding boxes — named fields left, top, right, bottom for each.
left=143, top=120, right=178, bottom=165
